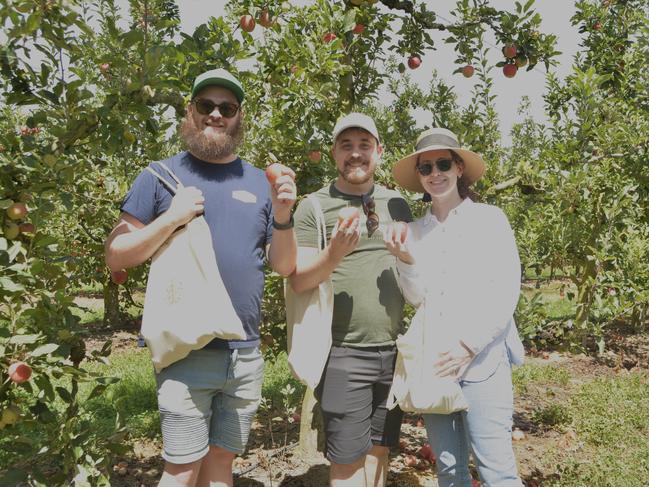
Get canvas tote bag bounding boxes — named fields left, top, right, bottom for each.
left=141, top=162, right=246, bottom=373
left=284, top=194, right=334, bottom=389
left=387, top=297, right=469, bottom=414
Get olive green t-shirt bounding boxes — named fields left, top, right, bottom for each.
left=293, top=183, right=413, bottom=347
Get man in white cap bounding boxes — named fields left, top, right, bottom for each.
left=290, top=113, right=412, bottom=486
left=105, top=68, right=297, bottom=486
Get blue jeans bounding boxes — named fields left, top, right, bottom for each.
left=423, top=361, right=522, bottom=487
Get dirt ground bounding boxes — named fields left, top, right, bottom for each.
left=78, top=296, right=648, bottom=487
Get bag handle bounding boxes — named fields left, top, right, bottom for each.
left=306, top=194, right=327, bottom=252
left=145, top=161, right=185, bottom=194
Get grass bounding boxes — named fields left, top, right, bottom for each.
left=512, top=362, right=571, bottom=394
left=545, top=371, right=649, bottom=486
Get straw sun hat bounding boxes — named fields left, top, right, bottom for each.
left=392, top=128, right=486, bottom=193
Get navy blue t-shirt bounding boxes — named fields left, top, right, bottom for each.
left=121, top=151, right=273, bottom=349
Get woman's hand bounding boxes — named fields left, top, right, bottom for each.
left=383, top=222, right=414, bottom=264
left=434, top=341, right=476, bottom=378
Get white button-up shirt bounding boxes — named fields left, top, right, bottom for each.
left=396, top=199, right=524, bottom=382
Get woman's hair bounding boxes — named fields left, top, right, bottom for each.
left=450, top=150, right=479, bottom=201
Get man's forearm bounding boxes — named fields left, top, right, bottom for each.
left=289, top=247, right=342, bottom=293
left=268, top=227, right=297, bottom=276
left=105, top=213, right=180, bottom=271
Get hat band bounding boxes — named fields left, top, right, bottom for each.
left=416, top=133, right=460, bottom=151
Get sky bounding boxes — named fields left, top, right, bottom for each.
left=167, top=0, right=584, bottom=146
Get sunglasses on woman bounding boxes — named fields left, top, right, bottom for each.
left=416, top=158, right=453, bottom=176
left=192, top=98, right=240, bottom=118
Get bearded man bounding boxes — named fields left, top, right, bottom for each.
left=105, top=69, right=297, bottom=487
left=290, top=113, right=412, bottom=487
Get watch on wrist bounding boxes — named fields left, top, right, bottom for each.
left=272, top=214, right=294, bottom=230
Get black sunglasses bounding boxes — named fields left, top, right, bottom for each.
left=192, top=98, right=240, bottom=118
left=416, top=158, right=453, bottom=176
left=361, top=193, right=379, bottom=237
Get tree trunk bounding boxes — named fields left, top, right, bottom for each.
left=103, top=280, right=122, bottom=328
left=573, top=259, right=598, bottom=346
left=295, top=387, right=324, bottom=461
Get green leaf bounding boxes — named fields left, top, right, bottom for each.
left=9, top=334, right=40, bottom=344
left=0, top=470, right=28, bottom=487
left=0, top=276, right=25, bottom=292
left=30, top=343, right=60, bottom=357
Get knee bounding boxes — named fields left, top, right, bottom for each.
left=205, top=445, right=236, bottom=466
left=367, top=445, right=390, bottom=461
left=160, top=459, right=203, bottom=487
left=330, top=457, right=365, bottom=479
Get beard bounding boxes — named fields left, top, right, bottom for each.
left=180, top=113, right=244, bottom=161
left=338, top=157, right=375, bottom=185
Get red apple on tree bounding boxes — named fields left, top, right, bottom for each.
left=593, top=21, right=602, bottom=30
left=503, top=64, right=518, bottom=78
left=407, top=55, right=422, bottom=69
left=462, top=65, right=475, bottom=78
left=111, top=269, right=128, bottom=285
left=8, top=361, right=32, bottom=383
left=258, top=10, right=273, bottom=28
left=100, top=63, right=110, bottom=74
left=404, top=454, right=418, bottom=467
left=19, top=222, right=35, bottom=234
left=308, top=150, right=322, bottom=162
left=239, top=14, right=256, bottom=33
left=352, top=23, right=365, bottom=35
left=418, top=443, right=435, bottom=462
left=6, top=202, right=28, bottom=220
left=323, top=32, right=337, bottom=43
left=503, top=43, right=518, bottom=59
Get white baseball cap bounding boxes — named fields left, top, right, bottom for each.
left=332, top=112, right=380, bottom=145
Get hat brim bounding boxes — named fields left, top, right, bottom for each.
left=192, top=78, right=244, bottom=103
left=392, top=145, right=486, bottom=193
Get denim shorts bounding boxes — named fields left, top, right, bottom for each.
left=155, top=347, right=264, bottom=464
left=315, top=345, right=403, bottom=464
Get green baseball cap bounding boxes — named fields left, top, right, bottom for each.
left=191, top=68, right=244, bottom=103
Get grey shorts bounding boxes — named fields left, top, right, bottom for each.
left=155, top=347, right=264, bottom=464
left=315, top=345, right=403, bottom=465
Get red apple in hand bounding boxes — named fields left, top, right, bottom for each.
left=265, top=163, right=293, bottom=185
left=394, top=222, right=408, bottom=244
left=240, top=14, right=255, bottom=32
left=8, top=362, right=32, bottom=383
left=6, top=203, right=28, bottom=221
left=503, top=64, right=518, bottom=78
left=111, top=269, right=128, bottom=285
left=407, top=55, right=421, bottom=69
left=337, top=207, right=360, bottom=227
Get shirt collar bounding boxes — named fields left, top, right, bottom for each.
left=423, top=197, right=474, bottom=226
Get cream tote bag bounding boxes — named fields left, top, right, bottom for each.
left=141, top=162, right=246, bottom=373
left=284, top=194, right=334, bottom=389
left=387, top=298, right=469, bottom=414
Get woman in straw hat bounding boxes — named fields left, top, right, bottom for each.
left=384, top=128, right=525, bottom=486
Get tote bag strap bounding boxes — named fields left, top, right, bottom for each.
left=306, top=194, right=327, bottom=252
left=145, top=161, right=185, bottom=194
